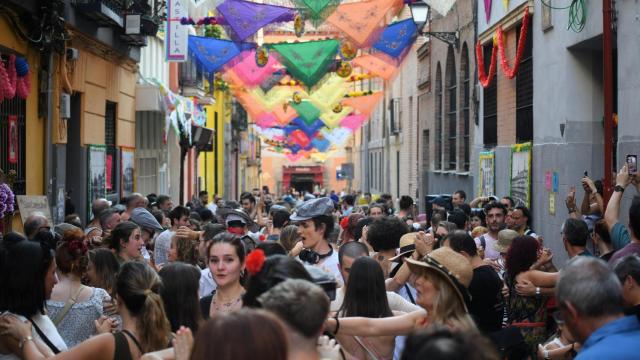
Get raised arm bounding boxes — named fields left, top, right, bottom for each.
left=604, top=165, right=630, bottom=232
left=326, top=310, right=427, bottom=337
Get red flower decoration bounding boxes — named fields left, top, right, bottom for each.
left=476, top=40, right=497, bottom=88
left=497, top=7, right=530, bottom=79
left=259, top=234, right=266, bottom=242
left=246, top=249, right=266, bottom=275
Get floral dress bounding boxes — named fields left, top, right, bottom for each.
left=505, top=275, right=548, bottom=357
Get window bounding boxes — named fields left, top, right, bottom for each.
left=482, top=44, right=498, bottom=147
left=445, top=46, right=457, bottom=170
left=435, top=63, right=442, bottom=170
left=460, top=43, right=470, bottom=171
left=105, top=102, right=118, bottom=197
left=516, top=23, right=533, bottom=143
left=0, top=56, right=26, bottom=195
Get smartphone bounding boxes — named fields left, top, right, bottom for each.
left=627, top=155, right=638, bottom=174
left=584, top=171, right=588, bottom=177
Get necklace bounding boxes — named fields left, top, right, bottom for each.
left=211, top=291, right=244, bottom=314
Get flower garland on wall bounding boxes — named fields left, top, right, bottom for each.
left=497, top=7, right=530, bottom=79
left=476, top=6, right=530, bottom=87
left=0, top=54, right=31, bottom=102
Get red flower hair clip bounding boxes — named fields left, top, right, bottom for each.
left=246, top=249, right=266, bottom=276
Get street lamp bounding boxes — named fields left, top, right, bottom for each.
left=409, top=1, right=460, bottom=48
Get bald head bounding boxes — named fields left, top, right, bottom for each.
left=24, top=213, right=50, bottom=240
left=91, top=198, right=110, bottom=219
left=126, top=193, right=147, bottom=210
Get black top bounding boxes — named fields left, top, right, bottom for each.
left=468, top=265, right=504, bottom=333
left=113, top=332, right=134, bottom=360
left=200, top=290, right=216, bottom=320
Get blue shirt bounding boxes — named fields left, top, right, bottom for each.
left=577, top=315, right=640, bottom=359
left=610, top=223, right=631, bottom=251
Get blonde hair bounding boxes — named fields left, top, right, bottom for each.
left=471, top=226, right=489, bottom=239
left=415, top=268, right=477, bottom=332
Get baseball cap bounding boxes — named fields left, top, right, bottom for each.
left=290, top=197, right=334, bottom=221
left=130, top=208, right=163, bottom=232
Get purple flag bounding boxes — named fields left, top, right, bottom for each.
left=217, top=0, right=296, bottom=41
left=484, top=0, right=492, bottom=22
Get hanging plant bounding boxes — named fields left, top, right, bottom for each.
left=497, top=7, right=530, bottom=79
left=0, top=183, right=15, bottom=219
left=476, top=40, right=497, bottom=88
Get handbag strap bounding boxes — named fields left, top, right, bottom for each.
left=53, top=285, right=85, bottom=326
left=353, top=336, right=382, bottom=360
left=29, top=318, right=60, bottom=354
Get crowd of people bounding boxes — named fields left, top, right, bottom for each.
left=1, top=164, right=640, bottom=359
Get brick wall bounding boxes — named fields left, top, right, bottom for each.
left=496, top=28, right=517, bottom=145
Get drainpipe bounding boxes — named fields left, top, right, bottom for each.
left=602, top=0, right=614, bottom=201
left=45, top=52, right=54, bottom=214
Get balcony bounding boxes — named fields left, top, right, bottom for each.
left=75, top=0, right=124, bottom=28
left=179, top=58, right=206, bottom=98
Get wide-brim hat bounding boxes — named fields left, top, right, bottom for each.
left=494, top=229, right=519, bottom=253
left=217, top=208, right=259, bottom=233
left=405, top=247, right=473, bottom=312
left=390, top=233, right=419, bottom=262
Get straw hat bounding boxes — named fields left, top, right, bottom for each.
left=494, top=229, right=519, bottom=253
left=405, top=247, right=473, bottom=311
left=389, top=232, right=418, bottom=262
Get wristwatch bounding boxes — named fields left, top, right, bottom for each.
left=614, top=185, right=625, bottom=193
left=19, top=335, right=33, bottom=349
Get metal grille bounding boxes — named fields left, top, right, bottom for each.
left=446, top=46, right=457, bottom=170
left=483, top=44, right=498, bottom=147
left=0, top=54, right=27, bottom=195
left=516, top=24, right=533, bottom=143
left=460, top=44, right=470, bottom=171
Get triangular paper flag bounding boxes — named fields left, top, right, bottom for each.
left=326, top=0, right=396, bottom=47
left=342, top=92, right=383, bottom=116
left=272, top=104, right=298, bottom=126
left=188, top=36, right=254, bottom=73
left=425, top=0, right=457, bottom=17
left=291, top=0, right=341, bottom=26
left=373, top=19, right=418, bottom=64
left=320, top=106, right=352, bottom=128
left=291, top=101, right=321, bottom=125
left=217, top=0, right=296, bottom=41
left=321, top=127, right=352, bottom=147
left=228, top=50, right=280, bottom=86
left=311, top=137, right=331, bottom=152
left=292, top=118, right=324, bottom=137
left=255, top=113, right=277, bottom=128
left=353, top=55, right=398, bottom=81
left=308, top=75, right=348, bottom=113
left=271, top=39, right=340, bottom=87
left=286, top=152, right=303, bottom=162
left=340, top=114, right=367, bottom=132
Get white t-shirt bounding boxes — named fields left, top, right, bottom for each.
left=0, top=313, right=68, bottom=359
left=154, top=230, right=175, bottom=266
left=199, top=267, right=217, bottom=299
left=298, top=250, right=343, bottom=288
left=475, top=232, right=499, bottom=260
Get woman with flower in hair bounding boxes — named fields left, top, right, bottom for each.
left=47, top=228, right=114, bottom=347
left=199, top=233, right=246, bottom=319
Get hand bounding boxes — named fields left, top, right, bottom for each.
left=0, top=313, right=32, bottom=341
left=632, top=176, right=640, bottom=193
left=290, top=241, right=304, bottom=257
left=172, top=326, right=194, bottom=360
left=538, top=248, right=553, bottom=265
left=582, top=176, right=597, bottom=193
left=616, top=165, right=631, bottom=188
left=94, top=315, right=117, bottom=334
left=175, top=226, right=199, bottom=241
left=565, top=187, right=577, bottom=210
left=316, top=335, right=342, bottom=360
left=361, top=225, right=369, bottom=244
left=501, top=284, right=510, bottom=299
left=484, top=258, right=502, bottom=272
left=581, top=177, right=592, bottom=193
left=103, top=297, right=118, bottom=316
left=515, top=279, right=537, bottom=296
left=414, top=231, right=433, bottom=257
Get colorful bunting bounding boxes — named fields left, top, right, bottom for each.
left=292, top=118, right=325, bottom=137
left=311, top=137, right=331, bottom=152
left=291, top=100, right=321, bottom=125
left=373, top=19, right=418, bottom=64
left=424, top=0, right=457, bottom=16
left=228, top=50, right=280, bottom=86
left=340, top=114, right=367, bottom=132
left=188, top=36, right=254, bottom=74
left=484, top=0, right=492, bottom=22
left=271, top=39, right=339, bottom=87
left=321, top=127, right=352, bottom=147
left=353, top=54, right=398, bottom=80
left=320, top=106, right=352, bottom=128
left=272, top=104, right=298, bottom=126
left=326, top=0, right=397, bottom=48
left=342, top=92, right=383, bottom=116
left=216, top=0, right=296, bottom=41
left=308, top=75, right=348, bottom=113
left=291, top=0, right=341, bottom=26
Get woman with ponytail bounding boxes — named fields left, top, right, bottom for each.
left=47, top=228, right=114, bottom=347
left=0, top=262, right=172, bottom=360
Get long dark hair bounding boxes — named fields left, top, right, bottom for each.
left=87, top=248, right=119, bottom=295
left=159, top=262, right=203, bottom=333
left=105, top=221, right=139, bottom=254
left=242, top=255, right=312, bottom=308
left=190, top=309, right=288, bottom=360
left=116, top=262, right=171, bottom=353
left=0, top=232, right=55, bottom=316
left=505, top=235, right=540, bottom=280
left=338, top=256, right=393, bottom=318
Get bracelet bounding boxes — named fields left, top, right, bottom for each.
left=568, top=208, right=577, bottom=213
left=543, top=348, right=550, bottom=359
left=535, top=287, right=541, bottom=297
left=333, top=314, right=340, bottom=334
left=19, top=335, right=34, bottom=349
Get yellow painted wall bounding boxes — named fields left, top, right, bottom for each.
left=198, top=88, right=228, bottom=197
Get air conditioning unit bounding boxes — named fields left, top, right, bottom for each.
left=60, top=93, right=71, bottom=119
left=125, top=14, right=141, bottom=35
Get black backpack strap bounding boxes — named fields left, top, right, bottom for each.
left=29, top=318, right=60, bottom=354
left=404, top=284, right=416, bottom=304
left=479, top=235, right=486, bottom=249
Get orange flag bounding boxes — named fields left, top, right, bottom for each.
left=342, top=92, right=383, bottom=117
left=353, top=55, right=398, bottom=80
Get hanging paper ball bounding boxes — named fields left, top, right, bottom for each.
left=340, top=41, right=357, bottom=61
left=256, top=46, right=269, bottom=67
left=336, top=61, right=352, bottom=78
left=294, top=14, right=305, bottom=38
left=15, top=57, right=29, bottom=77
left=292, top=92, right=302, bottom=104
left=333, top=103, right=343, bottom=113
